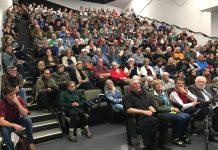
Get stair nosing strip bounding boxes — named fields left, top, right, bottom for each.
left=34, top=131, right=62, bottom=139
left=31, top=113, right=53, bottom=118
left=33, top=121, right=59, bottom=128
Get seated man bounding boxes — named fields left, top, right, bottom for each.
left=0, top=87, right=35, bottom=150
left=93, top=58, right=111, bottom=92
left=170, top=78, right=199, bottom=112
left=2, top=66, right=27, bottom=104
left=59, top=81, right=92, bottom=142
left=161, top=72, right=175, bottom=91
left=207, top=77, right=218, bottom=100
left=36, top=69, right=60, bottom=112
left=150, top=79, right=191, bottom=147
left=51, top=64, right=71, bottom=91
left=188, top=76, right=218, bottom=142
left=123, top=78, right=170, bottom=150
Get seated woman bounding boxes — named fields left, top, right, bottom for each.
left=165, top=57, right=177, bottom=79
left=42, top=48, right=59, bottom=72
left=202, top=68, right=212, bottom=84
left=51, top=64, right=71, bottom=90
left=150, top=79, right=191, bottom=147
left=124, top=58, right=141, bottom=79
left=53, top=38, right=67, bottom=58
left=105, top=79, right=123, bottom=111
left=59, top=81, right=93, bottom=142
left=62, top=48, right=77, bottom=80
left=185, top=69, right=197, bottom=86
left=75, top=61, right=94, bottom=90
left=110, top=61, right=130, bottom=86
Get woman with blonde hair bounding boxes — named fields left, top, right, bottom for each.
left=165, top=57, right=177, bottom=79
left=105, top=79, right=123, bottom=111
left=75, top=61, right=94, bottom=90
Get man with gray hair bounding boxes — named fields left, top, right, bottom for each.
left=188, top=76, right=218, bottom=142
left=123, top=78, right=170, bottom=150
left=207, top=77, right=218, bottom=100
left=161, top=72, right=175, bottom=91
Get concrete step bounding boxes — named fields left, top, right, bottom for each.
left=33, top=119, right=59, bottom=133
left=30, top=110, right=55, bottom=123
left=33, top=128, right=63, bottom=144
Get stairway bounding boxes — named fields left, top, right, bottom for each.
left=16, top=18, right=33, bottom=50
left=28, top=105, right=63, bottom=144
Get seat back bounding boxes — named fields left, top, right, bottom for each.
left=84, top=89, right=102, bottom=102
left=123, top=85, right=129, bottom=96
left=115, top=86, right=123, bottom=95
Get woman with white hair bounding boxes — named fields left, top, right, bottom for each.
left=110, top=61, right=130, bottom=85
left=53, top=38, right=67, bottom=57
left=105, top=79, right=123, bottom=111
left=140, top=58, right=156, bottom=79
left=124, top=58, right=141, bottom=79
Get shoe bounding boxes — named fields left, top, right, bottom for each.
left=156, top=145, right=172, bottom=150
left=210, top=128, right=218, bottom=136
left=180, top=136, right=191, bottom=144
left=68, top=134, right=78, bottom=142
left=209, top=135, right=218, bottom=143
left=84, top=126, right=93, bottom=138
left=29, top=144, right=36, bottom=150
left=172, top=138, right=186, bottom=147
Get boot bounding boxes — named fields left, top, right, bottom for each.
left=84, top=126, right=93, bottom=138
left=28, top=144, right=36, bottom=150
left=68, top=128, right=78, bottom=142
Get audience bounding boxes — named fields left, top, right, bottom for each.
left=2, top=2, right=218, bottom=148
left=123, top=79, right=170, bottom=150
left=150, top=79, right=190, bottom=147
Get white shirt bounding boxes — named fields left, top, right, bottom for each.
left=170, top=90, right=197, bottom=110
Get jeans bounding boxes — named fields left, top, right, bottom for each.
left=0, top=116, right=33, bottom=150
left=113, top=104, right=123, bottom=111
left=17, top=88, right=27, bottom=104
left=162, top=112, right=190, bottom=138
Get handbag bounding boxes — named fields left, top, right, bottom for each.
left=16, top=136, right=28, bottom=150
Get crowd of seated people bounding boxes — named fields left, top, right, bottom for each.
left=1, top=1, right=218, bottom=149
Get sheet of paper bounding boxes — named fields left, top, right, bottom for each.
left=11, top=132, right=20, bottom=148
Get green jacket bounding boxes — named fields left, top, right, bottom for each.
left=51, top=72, right=70, bottom=84
left=36, top=77, right=57, bottom=93
left=59, top=89, right=86, bottom=110
left=149, top=91, right=173, bottom=113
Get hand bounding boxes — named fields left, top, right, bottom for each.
left=12, top=95, right=20, bottom=105
left=15, top=86, right=20, bottom=93
left=72, top=102, right=79, bottom=107
left=172, top=107, right=180, bottom=112
left=192, top=101, right=200, bottom=107
left=149, top=106, right=156, bottom=113
left=144, top=110, right=153, bottom=116
left=13, top=124, right=24, bottom=132
left=177, top=87, right=187, bottom=94
left=47, top=88, right=52, bottom=92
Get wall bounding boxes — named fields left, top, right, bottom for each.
left=124, top=0, right=211, bottom=37
left=211, top=10, right=218, bottom=37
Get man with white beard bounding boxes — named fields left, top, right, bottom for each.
left=188, top=76, right=218, bottom=142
